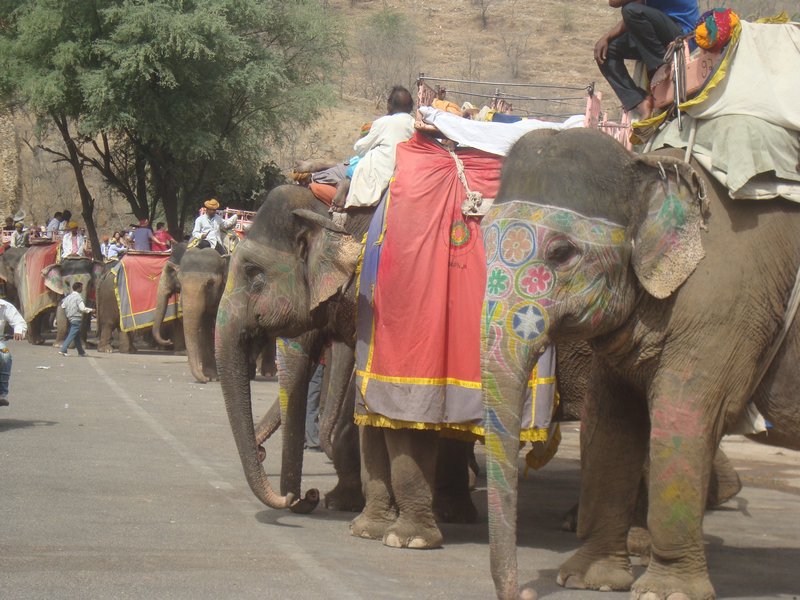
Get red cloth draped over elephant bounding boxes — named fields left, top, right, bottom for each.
left=355, top=132, right=557, bottom=441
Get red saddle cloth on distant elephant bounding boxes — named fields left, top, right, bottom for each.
left=112, top=253, right=179, bottom=331
left=16, top=242, right=58, bottom=319
left=354, top=132, right=557, bottom=442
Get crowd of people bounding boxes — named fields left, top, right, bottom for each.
left=0, top=198, right=240, bottom=262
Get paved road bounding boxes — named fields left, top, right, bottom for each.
left=1, top=341, right=799, bottom=599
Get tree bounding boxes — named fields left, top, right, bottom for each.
left=356, top=9, right=418, bottom=106
left=0, top=0, right=345, bottom=247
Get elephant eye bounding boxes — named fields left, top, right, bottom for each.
left=244, top=263, right=266, bottom=289
left=544, top=237, right=580, bottom=266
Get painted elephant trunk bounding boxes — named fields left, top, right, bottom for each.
left=483, top=348, right=543, bottom=600
left=152, top=274, right=174, bottom=346
left=218, top=314, right=294, bottom=510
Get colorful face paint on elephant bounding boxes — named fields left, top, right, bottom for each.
left=482, top=201, right=631, bottom=375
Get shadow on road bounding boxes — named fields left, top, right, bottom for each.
left=0, top=418, right=57, bottom=433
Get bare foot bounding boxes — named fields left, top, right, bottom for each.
left=635, top=95, right=655, bottom=121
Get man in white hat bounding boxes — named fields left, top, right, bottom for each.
left=191, top=199, right=237, bottom=255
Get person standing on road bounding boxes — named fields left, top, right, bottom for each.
left=0, top=298, right=27, bottom=407
left=58, top=282, right=94, bottom=357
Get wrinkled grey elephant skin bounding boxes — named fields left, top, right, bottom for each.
left=216, top=185, right=477, bottom=547
left=481, top=128, right=800, bottom=600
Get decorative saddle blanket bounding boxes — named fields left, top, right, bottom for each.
left=17, top=243, right=58, bottom=319
left=355, top=132, right=558, bottom=442
left=112, top=253, right=179, bottom=331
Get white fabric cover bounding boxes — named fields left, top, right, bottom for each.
left=686, top=21, right=800, bottom=130
left=418, top=106, right=585, bottom=157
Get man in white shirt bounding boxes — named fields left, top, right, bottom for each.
left=344, top=86, right=416, bottom=209
left=10, top=222, right=28, bottom=248
left=61, top=221, right=86, bottom=258
left=0, top=298, right=27, bottom=406
left=46, top=212, right=62, bottom=238
left=191, top=199, right=237, bottom=255
left=58, top=281, right=94, bottom=357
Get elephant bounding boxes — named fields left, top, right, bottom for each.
left=0, top=246, right=28, bottom=308
left=95, top=262, right=185, bottom=354
left=152, top=243, right=227, bottom=383
left=42, top=256, right=105, bottom=346
left=216, top=184, right=478, bottom=542
left=480, top=128, right=800, bottom=599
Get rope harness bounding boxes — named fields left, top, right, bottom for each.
left=448, top=148, right=495, bottom=217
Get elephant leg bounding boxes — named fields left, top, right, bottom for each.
left=27, top=313, right=46, bottom=345
left=382, top=428, right=442, bottom=549
left=321, top=344, right=363, bottom=512
left=172, top=321, right=186, bottom=353
left=97, top=320, right=114, bottom=352
left=706, top=446, right=741, bottom=507
left=201, top=315, right=218, bottom=381
left=119, top=331, right=137, bottom=354
left=558, top=376, right=647, bottom=592
left=55, top=305, right=68, bottom=345
left=433, top=437, right=478, bottom=524
left=350, top=426, right=396, bottom=540
left=631, top=388, right=716, bottom=600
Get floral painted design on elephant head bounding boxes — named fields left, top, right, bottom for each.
left=482, top=202, right=632, bottom=376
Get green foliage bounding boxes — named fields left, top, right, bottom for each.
left=0, top=0, right=345, bottom=235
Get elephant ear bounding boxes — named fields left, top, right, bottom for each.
left=292, top=209, right=362, bottom=311
left=630, top=154, right=709, bottom=299
left=41, top=263, right=64, bottom=294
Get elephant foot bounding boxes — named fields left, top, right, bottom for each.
left=98, top=346, right=114, bottom=353
left=632, top=563, right=715, bottom=600
left=324, top=481, right=365, bottom=512
left=350, top=510, right=396, bottom=540
left=627, top=526, right=651, bottom=565
left=560, top=502, right=579, bottom=532
left=382, top=517, right=443, bottom=549
left=707, top=471, right=741, bottom=508
left=289, top=489, right=320, bottom=514
left=557, top=546, right=633, bottom=592
left=433, top=491, right=478, bottom=524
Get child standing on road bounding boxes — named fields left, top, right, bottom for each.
left=58, top=282, right=94, bottom=357
left=0, top=298, right=27, bottom=406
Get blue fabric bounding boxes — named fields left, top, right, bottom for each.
left=491, top=113, right=524, bottom=123
left=60, top=320, right=86, bottom=356
left=345, top=156, right=361, bottom=179
left=646, top=0, right=700, bottom=34
left=0, top=340, right=11, bottom=398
